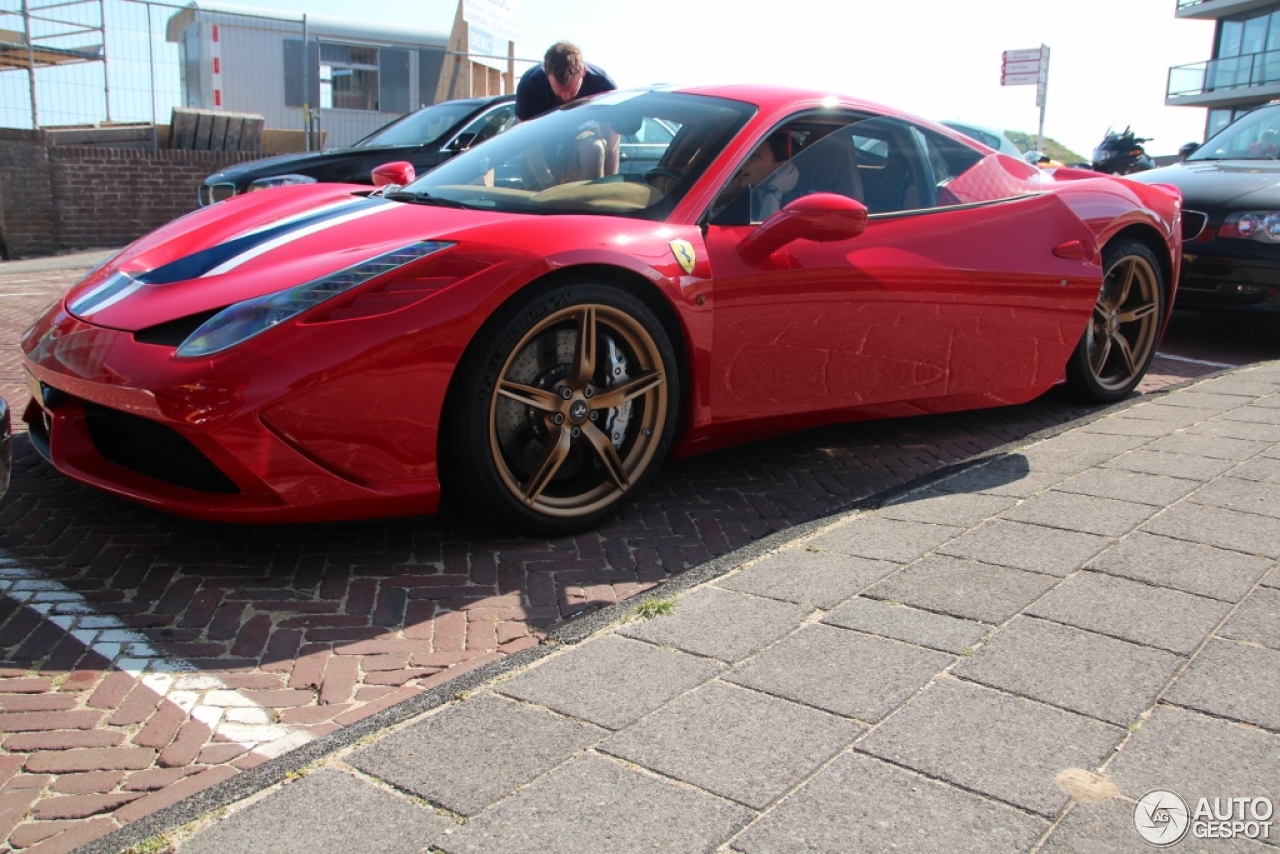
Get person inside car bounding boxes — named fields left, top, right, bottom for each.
left=715, top=131, right=801, bottom=220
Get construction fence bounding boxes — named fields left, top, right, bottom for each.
left=0, top=0, right=537, bottom=150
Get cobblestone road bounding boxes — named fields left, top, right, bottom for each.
left=0, top=264, right=1231, bottom=852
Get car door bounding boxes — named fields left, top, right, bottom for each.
left=702, top=114, right=1103, bottom=423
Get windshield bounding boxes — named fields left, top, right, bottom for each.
left=395, top=90, right=755, bottom=219
left=1187, top=106, right=1280, bottom=161
left=355, top=100, right=486, bottom=147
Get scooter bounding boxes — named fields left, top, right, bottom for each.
left=1091, top=127, right=1155, bottom=175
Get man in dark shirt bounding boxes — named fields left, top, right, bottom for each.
left=515, top=41, right=617, bottom=121
left=516, top=42, right=620, bottom=183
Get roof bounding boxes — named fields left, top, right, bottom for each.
left=164, top=1, right=449, bottom=48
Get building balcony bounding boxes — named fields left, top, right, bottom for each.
left=1176, top=0, right=1279, bottom=20
left=1166, top=51, right=1280, bottom=106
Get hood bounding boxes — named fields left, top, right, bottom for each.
left=1131, top=160, right=1280, bottom=209
left=207, top=145, right=423, bottom=182
left=206, top=150, right=333, bottom=181
left=64, top=185, right=526, bottom=332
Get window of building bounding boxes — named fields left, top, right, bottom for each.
left=285, top=39, right=409, bottom=113
left=320, top=43, right=380, bottom=111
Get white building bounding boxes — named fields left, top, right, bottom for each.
left=165, top=2, right=455, bottom=148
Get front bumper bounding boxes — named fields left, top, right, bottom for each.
left=21, top=306, right=444, bottom=523
left=1179, top=239, right=1280, bottom=307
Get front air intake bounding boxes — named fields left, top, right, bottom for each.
left=84, top=404, right=240, bottom=493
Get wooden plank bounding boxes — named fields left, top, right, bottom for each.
left=209, top=113, right=230, bottom=151
left=194, top=112, right=215, bottom=150
left=169, top=108, right=198, bottom=149
left=240, top=116, right=263, bottom=152
left=223, top=115, right=244, bottom=152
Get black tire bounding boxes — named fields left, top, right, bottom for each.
left=443, top=278, right=680, bottom=535
left=1066, top=239, right=1165, bottom=403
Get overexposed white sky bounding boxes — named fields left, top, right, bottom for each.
left=231, top=0, right=1217, bottom=158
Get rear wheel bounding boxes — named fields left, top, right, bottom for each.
left=444, top=280, right=679, bottom=535
left=1066, top=239, right=1164, bottom=403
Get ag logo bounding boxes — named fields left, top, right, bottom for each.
left=669, top=239, right=697, bottom=274
left=1134, top=790, right=1190, bottom=846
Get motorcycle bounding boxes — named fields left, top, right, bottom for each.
left=1091, top=127, right=1155, bottom=175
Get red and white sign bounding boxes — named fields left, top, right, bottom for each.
left=1001, top=72, right=1041, bottom=86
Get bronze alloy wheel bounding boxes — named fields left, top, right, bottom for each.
left=1068, top=239, right=1165, bottom=403
left=445, top=280, right=681, bottom=533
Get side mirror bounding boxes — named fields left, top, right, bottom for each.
left=738, top=193, right=868, bottom=264
left=372, top=161, right=415, bottom=187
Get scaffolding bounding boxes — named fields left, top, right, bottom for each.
left=1, top=0, right=108, bottom=128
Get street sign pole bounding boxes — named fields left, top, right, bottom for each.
left=1035, top=45, right=1050, bottom=153
left=1001, top=44, right=1050, bottom=155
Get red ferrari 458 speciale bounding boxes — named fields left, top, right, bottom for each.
left=21, top=85, right=1182, bottom=534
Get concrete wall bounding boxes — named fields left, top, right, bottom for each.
left=0, top=133, right=260, bottom=259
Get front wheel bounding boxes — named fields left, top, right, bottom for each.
left=1066, top=239, right=1165, bottom=403
left=443, top=280, right=680, bottom=535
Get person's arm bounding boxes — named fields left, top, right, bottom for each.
left=514, top=69, right=544, bottom=122
left=603, top=125, right=620, bottom=175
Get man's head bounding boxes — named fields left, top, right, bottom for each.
left=543, top=41, right=586, bottom=102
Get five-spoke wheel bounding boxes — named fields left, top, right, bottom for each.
left=1067, top=239, right=1165, bottom=402
left=445, top=280, right=679, bottom=534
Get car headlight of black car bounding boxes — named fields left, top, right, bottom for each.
left=247, top=174, right=319, bottom=193
left=1218, top=211, right=1280, bottom=243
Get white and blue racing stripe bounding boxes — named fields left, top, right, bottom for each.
left=70, top=197, right=397, bottom=317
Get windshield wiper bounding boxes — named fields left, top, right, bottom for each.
left=385, top=190, right=470, bottom=208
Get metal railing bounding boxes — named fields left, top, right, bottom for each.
left=1167, top=49, right=1280, bottom=97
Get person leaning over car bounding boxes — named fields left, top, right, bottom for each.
left=517, top=42, right=620, bottom=184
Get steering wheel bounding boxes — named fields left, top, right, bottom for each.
left=645, top=167, right=684, bottom=187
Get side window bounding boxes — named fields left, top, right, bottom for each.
left=451, top=104, right=518, bottom=151
left=911, top=124, right=1041, bottom=206
left=710, top=116, right=867, bottom=225
left=712, top=115, right=963, bottom=224
left=841, top=117, right=936, bottom=214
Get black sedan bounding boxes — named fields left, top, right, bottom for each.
left=1131, top=103, right=1280, bottom=309
left=199, top=95, right=517, bottom=206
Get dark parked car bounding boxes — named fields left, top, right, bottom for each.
left=1, top=395, right=10, bottom=499
left=1131, top=102, right=1280, bottom=308
left=199, top=95, right=518, bottom=206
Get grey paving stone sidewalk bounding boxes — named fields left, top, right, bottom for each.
left=96, top=363, right=1280, bottom=854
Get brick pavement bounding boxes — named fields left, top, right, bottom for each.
left=0, top=264, right=1229, bottom=852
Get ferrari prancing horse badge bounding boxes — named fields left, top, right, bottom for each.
left=669, top=239, right=696, bottom=274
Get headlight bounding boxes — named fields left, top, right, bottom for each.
left=1219, top=211, right=1280, bottom=242
left=176, top=241, right=453, bottom=357
left=248, top=174, right=318, bottom=192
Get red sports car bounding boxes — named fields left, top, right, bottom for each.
left=20, top=85, right=1181, bottom=534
